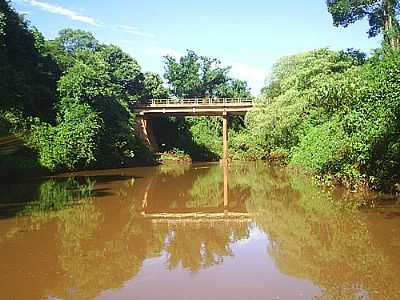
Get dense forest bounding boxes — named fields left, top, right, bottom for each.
left=0, top=0, right=250, bottom=172
left=1, top=0, right=400, bottom=191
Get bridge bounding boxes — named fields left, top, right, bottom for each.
left=133, top=98, right=254, bottom=160
left=134, top=98, right=253, bottom=116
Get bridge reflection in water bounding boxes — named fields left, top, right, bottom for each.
left=140, top=162, right=250, bottom=222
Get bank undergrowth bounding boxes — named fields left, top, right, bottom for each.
left=231, top=48, right=400, bottom=192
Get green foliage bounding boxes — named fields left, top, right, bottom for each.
left=0, top=0, right=59, bottom=121
left=326, top=0, right=400, bottom=48
left=291, top=116, right=351, bottom=173
left=49, top=44, right=153, bottom=168
left=187, top=117, right=223, bottom=157
left=159, top=148, right=191, bottom=162
left=0, top=1, right=155, bottom=172
left=240, top=47, right=400, bottom=190
left=239, top=49, right=358, bottom=159
left=28, top=103, right=102, bottom=171
left=152, top=117, right=219, bottom=161
left=160, top=50, right=251, bottom=160
left=229, top=128, right=267, bottom=160
left=55, top=28, right=98, bottom=54
left=99, top=44, right=144, bottom=99
left=164, top=50, right=251, bottom=98
left=164, top=50, right=226, bottom=97
left=142, top=72, right=169, bottom=99
left=264, top=48, right=357, bottom=93
left=0, top=11, right=5, bottom=44
left=300, top=49, right=400, bottom=189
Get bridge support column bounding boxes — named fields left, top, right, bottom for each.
left=222, top=112, right=229, bottom=214
left=223, top=157, right=229, bottom=213
left=222, top=112, right=228, bottom=163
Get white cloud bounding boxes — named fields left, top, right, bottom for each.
left=19, top=10, right=32, bottom=15
left=118, top=25, right=156, bottom=39
left=145, top=47, right=183, bottom=59
left=229, top=62, right=267, bottom=95
left=22, top=0, right=99, bottom=26
left=236, top=227, right=266, bottom=246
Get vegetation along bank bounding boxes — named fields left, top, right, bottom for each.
left=1, top=0, right=400, bottom=192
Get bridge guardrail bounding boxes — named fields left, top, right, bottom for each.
left=135, top=98, right=253, bottom=107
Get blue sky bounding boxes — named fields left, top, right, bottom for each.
left=11, top=0, right=380, bottom=94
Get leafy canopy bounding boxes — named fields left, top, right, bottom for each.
left=164, top=50, right=251, bottom=98
left=327, top=0, right=400, bottom=47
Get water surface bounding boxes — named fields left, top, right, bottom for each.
left=0, top=162, right=399, bottom=300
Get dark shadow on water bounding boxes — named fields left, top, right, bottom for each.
left=384, top=212, right=400, bottom=218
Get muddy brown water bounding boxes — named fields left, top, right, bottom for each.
left=0, top=162, right=399, bottom=300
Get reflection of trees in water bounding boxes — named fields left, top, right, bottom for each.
left=189, top=165, right=223, bottom=208
left=159, top=163, right=190, bottom=177
left=238, top=163, right=400, bottom=300
left=1, top=172, right=251, bottom=299
left=159, top=222, right=251, bottom=273
left=54, top=218, right=166, bottom=300
left=20, top=178, right=95, bottom=216
left=2, top=178, right=151, bottom=300
left=3, top=163, right=399, bottom=299
left=47, top=180, right=165, bottom=300
left=151, top=164, right=251, bottom=273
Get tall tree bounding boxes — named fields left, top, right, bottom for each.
left=327, top=0, right=400, bottom=48
left=44, top=28, right=99, bottom=71
left=142, top=72, right=169, bottom=99
left=0, top=0, right=58, bottom=121
left=99, top=44, right=144, bottom=101
left=164, top=50, right=250, bottom=98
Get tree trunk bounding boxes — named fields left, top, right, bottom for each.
left=383, top=0, right=400, bottom=48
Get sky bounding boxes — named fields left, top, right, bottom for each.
left=11, top=0, right=381, bottom=95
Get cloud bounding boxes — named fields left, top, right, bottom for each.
left=229, top=62, right=267, bottom=95
left=21, top=0, right=99, bottom=26
left=236, top=227, right=266, bottom=246
left=145, top=47, right=183, bottom=59
left=118, top=25, right=156, bottom=39
left=19, top=10, right=32, bottom=15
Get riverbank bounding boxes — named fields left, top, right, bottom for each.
left=2, top=142, right=399, bottom=199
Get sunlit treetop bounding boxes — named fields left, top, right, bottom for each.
left=327, top=0, right=400, bottom=48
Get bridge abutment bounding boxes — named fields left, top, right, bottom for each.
left=136, top=116, right=159, bottom=152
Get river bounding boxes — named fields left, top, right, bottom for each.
left=0, top=162, right=399, bottom=300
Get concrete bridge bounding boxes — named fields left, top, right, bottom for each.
left=133, top=98, right=254, bottom=160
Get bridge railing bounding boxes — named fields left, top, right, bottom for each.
left=135, top=98, right=253, bottom=107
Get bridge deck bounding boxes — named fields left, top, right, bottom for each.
left=134, top=98, right=253, bottom=116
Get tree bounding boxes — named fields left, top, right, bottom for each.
left=99, top=44, right=144, bottom=100
left=142, top=72, right=169, bottom=99
left=0, top=0, right=58, bottom=122
left=240, top=49, right=361, bottom=160
left=216, top=79, right=251, bottom=98
left=164, top=50, right=250, bottom=98
left=56, top=48, right=149, bottom=167
left=43, top=29, right=99, bottom=71
left=55, top=28, right=98, bottom=54
left=160, top=50, right=251, bottom=160
left=26, top=30, right=153, bottom=170
left=327, top=0, right=400, bottom=48
left=28, top=103, right=102, bottom=170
